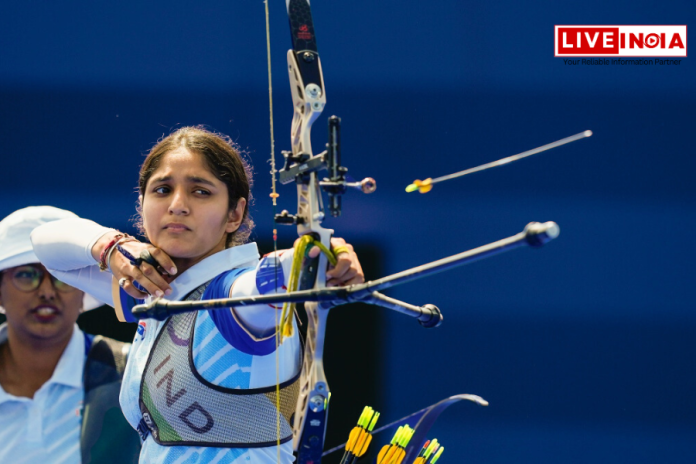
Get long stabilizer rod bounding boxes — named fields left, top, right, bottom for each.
left=131, top=221, right=559, bottom=324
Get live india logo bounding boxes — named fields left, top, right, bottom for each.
left=554, top=25, right=686, bottom=65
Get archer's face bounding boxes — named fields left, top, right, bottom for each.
left=0, top=264, right=83, bottom=343
left=142, top=148, right=245, bottom=265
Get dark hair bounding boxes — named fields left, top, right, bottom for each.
left=136, top=126, right=254, bottom=248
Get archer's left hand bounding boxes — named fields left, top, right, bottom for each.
left=308, top=237, right=364, bottom=287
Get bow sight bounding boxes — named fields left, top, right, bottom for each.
left=274, top=115, right=376, bottom=225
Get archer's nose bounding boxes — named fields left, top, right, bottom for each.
left=168, top=189, right=190, bottom=215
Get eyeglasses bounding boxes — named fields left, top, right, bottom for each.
left=3, top=265, right=78, bottom=293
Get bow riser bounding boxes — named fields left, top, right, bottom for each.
left=292, top=180, right=332, bottom=457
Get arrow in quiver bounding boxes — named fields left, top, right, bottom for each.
left=413, top=439, right=444, bottom=464
left=339, top=406, right=380, bottom=464
left=376, top=424, right=415, bottom=464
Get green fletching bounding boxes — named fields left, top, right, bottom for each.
left=358, top=406, right=372, bottom=427
left=391, top=426, right=404, bottom=444
left=424, top=439, right=439, bottom=459
left=430, top=446, right=444, bottom=464
left=357, top=408, right=365, bottom=427
left=399, top=426, right=414, bottom=447
left=367, top=412, right=380, bottom=431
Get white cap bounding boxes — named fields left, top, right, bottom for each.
left=0, top=206, right=101, bottom=311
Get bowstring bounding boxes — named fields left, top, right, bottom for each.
left=263, top=1, right=282, bottom=462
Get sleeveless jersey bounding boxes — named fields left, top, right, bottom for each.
left=138, top=281, right=300, bottom=447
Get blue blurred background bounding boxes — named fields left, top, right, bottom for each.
left=1, top=1, right=694, bottom=462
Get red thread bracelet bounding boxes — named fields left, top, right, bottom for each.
left=99, top=233, right=127, bottom=271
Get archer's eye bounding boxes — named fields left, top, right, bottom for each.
left=153, top=186, right=170, bottom=194
left=194, top=189, right=211, bottom=196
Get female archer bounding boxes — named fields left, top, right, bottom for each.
left=32, top=126, right=364, bottom=463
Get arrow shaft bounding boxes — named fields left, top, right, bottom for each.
left=431, top=130, right=592, bottom=185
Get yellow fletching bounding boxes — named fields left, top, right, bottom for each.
left=417, top=178, right=433, bottom=193
left=346, top=426, right=361, bottom=451
left=351, top=429, right=367, bottom=452
left=355, top=430, right=373, bottom=456
left=405, top=178, right=433, bottom=194
left=383, top=446, right=399, bottom=464
left=377, top=444, right=391, bottom=463
left=393, top=447, right=406, bottom=464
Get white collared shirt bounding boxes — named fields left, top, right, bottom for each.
left=0, top=324, right=85, bottom=464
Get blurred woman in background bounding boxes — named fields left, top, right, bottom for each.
left=0, top=206, right=140, bottom=463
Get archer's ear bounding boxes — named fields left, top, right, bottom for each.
left=225, top=198, right=247, bottom=233
left=138, top=195, right=143, bottom=208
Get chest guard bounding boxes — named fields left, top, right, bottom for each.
left=138, top=282, right=300, bottom=447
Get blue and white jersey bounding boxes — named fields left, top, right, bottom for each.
left=118, top=244, right=301, bottom=464
left=0, top=324, right=85, bottom=464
